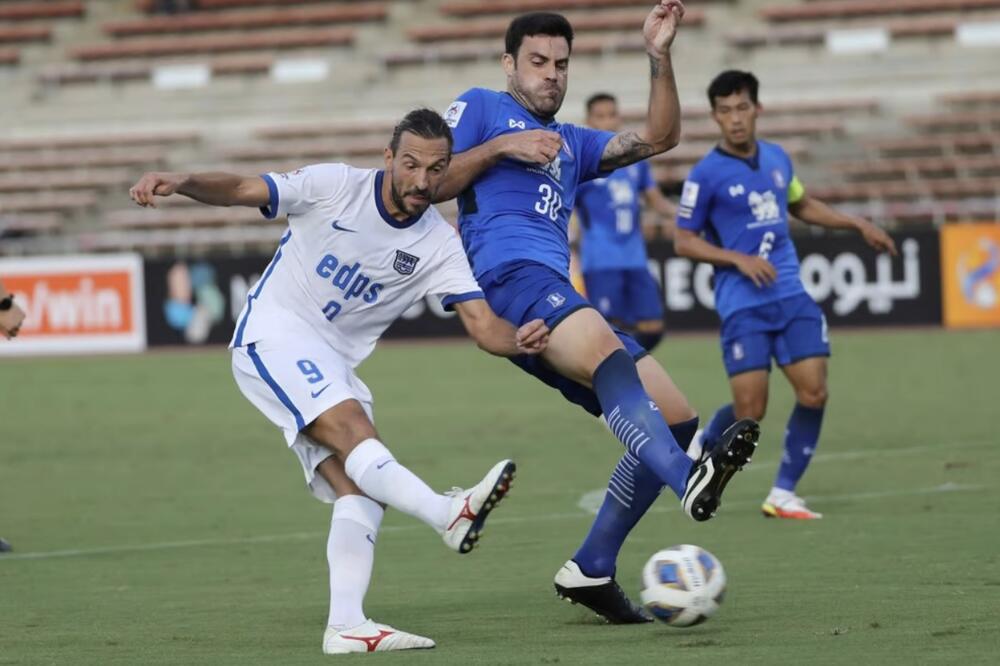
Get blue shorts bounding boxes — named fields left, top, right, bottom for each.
left=720, top=293, right=830, bottom=377
left=583, top=268, right=664, bottom=325
left=479, top=260, right=647, bottom=417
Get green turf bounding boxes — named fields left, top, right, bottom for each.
left=1, top=328, right=998, bottom=665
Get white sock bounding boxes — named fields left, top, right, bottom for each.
left=344, top=438, right=451, bottom=532
left=768, top=486, right=796, bottom=501
left=327, top=495, right=383, bottom=630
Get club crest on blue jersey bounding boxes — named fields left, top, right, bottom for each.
left=547, top=292, right=566, bottom=308
left=393, top=250, right=420, bottom=275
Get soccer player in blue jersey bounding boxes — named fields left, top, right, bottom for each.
left=431, top=4, right=760, bottom=624
left=675, top=70, right=897, bottom=520
left=575, top=92, right=677, bottom=352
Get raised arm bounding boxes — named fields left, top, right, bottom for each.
left=434, top=130, right=563, bottom=203
left=452, top=298, right=549, bottom=357
left=599, top=1, right=685, bottom=171
left=129, top=171, right=270, bottom=208
left=789, top=194, right=897, bottom=255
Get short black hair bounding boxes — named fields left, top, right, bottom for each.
left=505, top=12, right=574, bottom=59
left=707, top=70, right=759, bottom=109
left=586, top=92, right=617, bottom=114
left=389, top=108, right=453, bottom=154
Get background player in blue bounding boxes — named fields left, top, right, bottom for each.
left=575, top=92, right=677, bottom=352
left=432, top=4, right=761, bottom=624
left=674, top=70, right=897, bottom=520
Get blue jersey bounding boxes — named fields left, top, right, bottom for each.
left=445, top=88, right=615, bottom=278
left=677, top=140, right=807, bottom=320
left=575, top=161, right=655, bottom=272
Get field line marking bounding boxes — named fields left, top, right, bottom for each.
left=0, top=483, right=985, bottom=563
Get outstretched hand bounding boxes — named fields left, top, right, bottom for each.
left=643, top=0, right=685, bottom=57
left=129, top=172, right=187, bottom=208
left=860, top=221, right=898, bottom=256
left=515, top=319, right=550, bottom=355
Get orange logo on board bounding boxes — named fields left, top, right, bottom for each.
left=5, top=270, right=135, bottom=336
left=941, top=224, right=1000, bottom=329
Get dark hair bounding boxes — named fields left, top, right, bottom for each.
left=505, top=12, right=574, bottom=59
left=585, top=92, right=617, bottom=114
left=389, top=108, right=453, bottom=154
left=707, top=70, right=759, bottom=109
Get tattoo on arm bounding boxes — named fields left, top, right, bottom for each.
left=648, top=54, right=660, bottom=79
left=600, top=131, right=655, bottom=171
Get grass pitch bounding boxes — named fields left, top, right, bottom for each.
left=1, top=328, right=998, bottom=665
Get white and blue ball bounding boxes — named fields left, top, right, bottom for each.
left=640, top=544, right=726, bottom=627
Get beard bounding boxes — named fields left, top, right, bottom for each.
left=390, top=179, right=431, bottom=218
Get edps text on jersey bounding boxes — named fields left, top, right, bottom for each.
left=315, top=253, right=384, bottom=304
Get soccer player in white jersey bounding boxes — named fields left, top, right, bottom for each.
left=129, top=109, right=549, bottom=655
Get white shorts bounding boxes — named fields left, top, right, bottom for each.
left=231, top=333, right=374, bottom=504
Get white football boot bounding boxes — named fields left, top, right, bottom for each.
left=322, top=619, right=435, bottom=654
left=441, top=459, right=516, bottom=553
left=762, top=488, right=823, bottom=520
left=686, top=429, right=705, bottom=461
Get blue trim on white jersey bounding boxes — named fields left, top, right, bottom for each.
left=233, top=229, right=292, bottom=347
left=374, top=170, right=421, bottom=229
left=441, top=290, right=485, bottom=311
left=247, top=342, right=305, bottom=431
left=259, top=174, right=280, bottom=219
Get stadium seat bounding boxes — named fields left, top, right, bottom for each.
left=0, top=191, right=98, bottom=213
left=760, top=0, right=1000, bottom=23
left=103, top=206, right=265, bottom=230
left=728, top=16, right=958, bottom=50
left=864, top=133, right=999, bottom=157
left=835, top=155, right=1000, bottom=181
left=680, top=118, right=843, bottom=142
left=0, top=212, right=64, bottom=235
left=104, top=4, right=385, bottom=37
left=0, top=169, right=135, bottom=193
left=385, top=33, right=647, bottom=67
left=939, top=90, right=1000, bottom=107
left=138, top=0, right=368, bottom=10
left=255, top=119, right=397, bottom=141
left=0, top=148, right=167, bottom=172
left=807, top=177, right=999, bottom=202
left=0, top=26, right=52, bottom=45
left=0, top=130, right=198, bottom=151
left=406, top=8, right=704, bottom=43
left=222, top=136, right=387, bottom=162
left=70, top=27, right=355, bottom=61
left=81, top=226, right=285, bottom=253
left=904, top=110, right=1000, bottom=133
left=0, top=1, right=84, bottom=22
left=440, top=0, right=686, bottom=18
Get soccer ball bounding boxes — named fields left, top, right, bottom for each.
left=640, top=544, right=726, bottom=627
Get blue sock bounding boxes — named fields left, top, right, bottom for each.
left=574, top=416, right=700, bottom=578
left=592, top=350, right=693, bottom=499
left=775, top=403, right=825, bottom=491
left=702, top=403, right=736, bottom=449
left=634, top=331, right=663, bottom=352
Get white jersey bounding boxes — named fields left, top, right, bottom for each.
left=230, top=163, right=483, bottom=367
